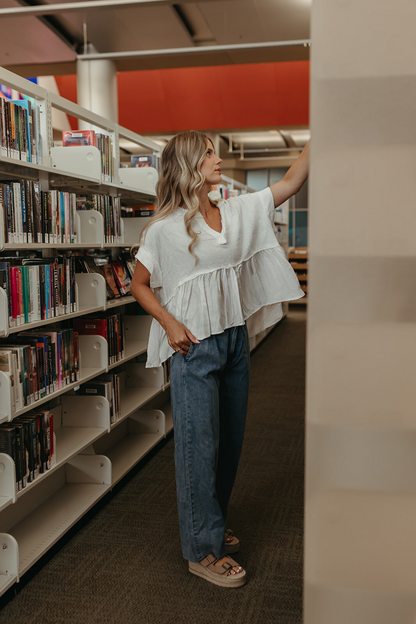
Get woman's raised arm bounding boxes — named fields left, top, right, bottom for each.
left=269, top=141, right=310, bottom=208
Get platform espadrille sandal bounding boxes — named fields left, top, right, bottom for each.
left=225, top=529, right=240, bottom=554
left=188, top=554, right=246, bottom=588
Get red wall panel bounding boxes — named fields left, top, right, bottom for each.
left=55, top=61, right=309, bottom=133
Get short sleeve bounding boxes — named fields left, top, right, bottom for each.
left=257, top=187, right=275, bottom=222
left=135, top=245, right=162, bottom=289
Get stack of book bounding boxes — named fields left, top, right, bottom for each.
left=0, top=328, right=79, bottom=412
left=121, top=204, right=157, bottom=219
left=63, top=130, right=114, bottom=182
left=75, top=312, right=124, bottom=366
left=0, top=98, right=41, bottom=164
left=76, top=252, right=134, bottom=301
left=0, top=256, right=76, bottom=328
left=0, top=408, right=54, bottom=492
left=0, top=180, right=78, bottom=244
left=76, top=194, right=121, bottom=244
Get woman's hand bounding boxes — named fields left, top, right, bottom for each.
left=165, top=317, right=200, bottom=355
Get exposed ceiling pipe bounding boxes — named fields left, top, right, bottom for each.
left=0, top=0, right=229, bottom=18
left=76, top=39, right=311, bottom=61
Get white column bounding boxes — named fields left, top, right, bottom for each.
left=77, top=43, right=118, bottom=128
left=305, top=1, right=416, bottom=623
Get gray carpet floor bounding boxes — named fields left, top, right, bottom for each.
left=0, top=308, right=306, bottom=624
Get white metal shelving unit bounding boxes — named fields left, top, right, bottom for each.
left=0, top=67, right=173, bottom=596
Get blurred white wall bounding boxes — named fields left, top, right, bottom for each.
left=305, top=1, right=416, bottom=622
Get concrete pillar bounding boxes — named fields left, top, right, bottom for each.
left=304, top=1, right=416, bottom=622
left=77, top=43, right=118, bottom=128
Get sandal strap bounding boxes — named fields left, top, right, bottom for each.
left=225, top=529, right=234, bottom=537
left=199, top=555, right=241, bottom=576
left=200, top=554, right=217, bottom=567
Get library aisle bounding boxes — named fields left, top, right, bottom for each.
left=0, top=309, right=306, bottom=624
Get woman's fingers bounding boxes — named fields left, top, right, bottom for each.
left=185, top=329, right=200, bottom=344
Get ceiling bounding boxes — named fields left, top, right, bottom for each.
left=0, top=0, right=311, bottom=166
left=0, top=0, right=311, bottom=75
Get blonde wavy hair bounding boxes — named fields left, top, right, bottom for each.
left=139, top=130, right=214, bottom=262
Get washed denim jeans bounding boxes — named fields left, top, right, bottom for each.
left=170, top=324, right=250, bottom=563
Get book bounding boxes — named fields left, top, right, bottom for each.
left=118, top=251, right=136, bottom=279
left=122, top=205, right=157, bottom=218
left=99, top=372, right=121, bottom=421
left=62, top=130, right=95, bottom=147
left=111, top=260, right=131, bottom=296
left=27, top=409, right=54, bottom=473
left=103, top=264, right=121, bottom=299
left=0, top=99, right=40, bottom=164
left=0, top=426, right=17, bottom=490
left=131, top=155, right=159, bottom=170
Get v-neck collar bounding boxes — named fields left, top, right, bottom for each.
left=194, top=203, right=227, bottom=245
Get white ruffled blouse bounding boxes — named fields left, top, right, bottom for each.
left=135, top=187, right=304, bottom=368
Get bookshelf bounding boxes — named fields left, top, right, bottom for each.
left=0, top=67, right=175, bottom=596
left=288, top=247, right=308, bottom=304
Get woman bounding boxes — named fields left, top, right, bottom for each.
left=130, top=131, right=309, bottom=588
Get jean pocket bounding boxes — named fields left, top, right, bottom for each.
left=184, top=342, right=195, bottom=362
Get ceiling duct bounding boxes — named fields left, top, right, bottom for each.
left=224, top=131, right=309, bottom=160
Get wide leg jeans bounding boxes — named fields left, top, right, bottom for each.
left=170, top=324, right=250, bottom=563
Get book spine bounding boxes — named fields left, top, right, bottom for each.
left=66, top=257, right=70, bottom=314
left=12, top=183, right=21, bottom=244
left=50, top=343, right=57, bottom=392
left=71, top=194, right=77, bottom=243
left=26, top=179, right=33, bottom=244
left=51, top=190, right=57, bottom=244
left=44, top=264, right=49, bottom=319
left=3, top=185, right=12, bottom=244
left=16, top=267, right=23, bottom=326
left=28, top=266, right=34, bottom=323
left=29, top=418, right=39, bottom=480
left=73, top=331, right=79, bottom=381
left=64, top=194, right=69, bottom=244
left=21, top=265, right=29, bottom=324
left=48, top=193, right=52, bottom=244
left=10, top=267, right=19, bottom=327
left=68, top=193, right=73, bottom=243
left=57, top=332, right=63, bottom=389
left=36, top=416, right=45, bottom=474
left=31, top=346, right=39, bottom=402
left=32, top=266, right=40, bottom=322
left=28, top=101, right=34, bottom=163
left=14, top=426, right=22, bottom=491
left=60, top=192, right=65, bottom=245
left=48, top=412, right=54, bottom=467
left=35, top=105, right=41, bottom=165
left=33, top=182, right=42, bottom=244
left=69, top=328, right=74, bottom=383
left=43, top=191, right=49, bottom=244
left=40, top=264, right=46, bottom=320
left=36, top=342, right=46, bottom=398
left=71, top=255, right=76, bottom=312
left=63, top=330, right=69, bottom=385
